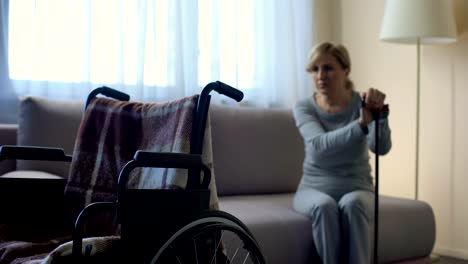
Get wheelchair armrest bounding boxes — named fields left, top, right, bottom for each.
left=0, top=146, right=70, bottom=223
left=0, top=145, right=72, bottom=162
left=0, top=176, right=67, bottom=223
left=118, top=152, right=211, bottom=193
left=134, top=151, right=206, bottom=169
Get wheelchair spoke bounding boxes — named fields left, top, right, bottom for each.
left=193, top=238, right=199, bottom=264
left=151, top=214, right=264, bottom=264
left=224, top=236, right=238, bottom=263
left=169, top=245, right=183, bottom=264
left=242, top=252, right=250, bottom=264
left=230, top=247, right=240, bottom=263
left=210, top=230, right=224, bottom=264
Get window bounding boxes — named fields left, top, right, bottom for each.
left=7, top=0, right=313, bottom=107
left=9, top=0, right=254, bottom=88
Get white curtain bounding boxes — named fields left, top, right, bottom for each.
left=0, top=0, right=18, bottom=123
left=6, top=0, right=315, bottom=108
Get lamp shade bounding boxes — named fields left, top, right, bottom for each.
left=380, top=0, right=457, bottom=44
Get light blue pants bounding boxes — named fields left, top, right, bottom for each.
left=293, top=189, right=374, bottom=264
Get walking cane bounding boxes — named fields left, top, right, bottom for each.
left=362, top=100, right=389, bottom=264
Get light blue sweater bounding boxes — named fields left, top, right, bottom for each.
left=293, top=92, right=392, bottom=200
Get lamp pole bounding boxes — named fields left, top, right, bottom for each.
left=415, top=38, right=421, bottom=200
left=380, top=1, right=457, bottom=262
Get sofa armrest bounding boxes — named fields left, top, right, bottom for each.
left=0, top=124, right=18, bottom=175
left=0, top=124, right=17, bottom=145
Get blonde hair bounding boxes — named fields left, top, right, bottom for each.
left=306, top=42, right=354, bottom=90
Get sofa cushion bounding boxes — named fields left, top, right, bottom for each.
left=219, top=194, right=316, bottom=264
left=17, top=96, right=84, bottom=178
left=377, top=196, right=435, bottom=263
left=210, top=105, right=305, bottom=195
left=219, top=194, right=435, bottom=264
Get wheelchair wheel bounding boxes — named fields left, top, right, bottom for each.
left=150, top=210, right=265, bottom=264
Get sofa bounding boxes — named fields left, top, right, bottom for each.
left=0, top=96, right=436, bottom=264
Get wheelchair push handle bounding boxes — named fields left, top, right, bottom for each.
left=213, top=81, right=244, bottom=102
left=85, top=86, right=131, bottom=110
left=201, top=81, right=244, bottom=102
left=100, top=86, right=130, bottom=101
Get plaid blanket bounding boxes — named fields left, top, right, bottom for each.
left=0, top=95, right=219, bottom=263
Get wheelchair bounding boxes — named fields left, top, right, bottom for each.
left=0, top=81, right=265, bottom=264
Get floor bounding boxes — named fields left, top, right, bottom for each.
left=438, top=256, right=468, bottom=264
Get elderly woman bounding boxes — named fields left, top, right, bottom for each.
left=293, top=42, right=392, bottom=264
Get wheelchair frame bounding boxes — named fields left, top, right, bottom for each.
left=72, top=81, right=263, bottom=263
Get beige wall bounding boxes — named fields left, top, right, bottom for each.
left=314, top=0, right=468, bottom=259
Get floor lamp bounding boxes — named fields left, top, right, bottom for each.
left=379, top=0, right=457, bottom=201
